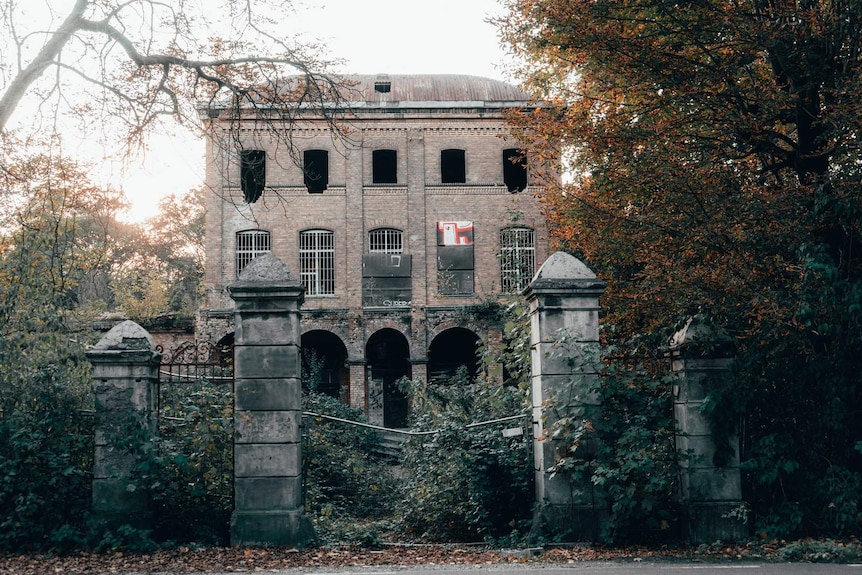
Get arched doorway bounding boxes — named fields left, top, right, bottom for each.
left=301, top=330, right=349, bottom=401
left=428, top=327, right=481, bottom=384
left=366, top=329, right=411, bottom=428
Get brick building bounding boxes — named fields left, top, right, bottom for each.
left=199, top=74, right=549, bottom=427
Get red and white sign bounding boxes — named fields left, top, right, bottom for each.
left=437, top=221, right=474, bottom=246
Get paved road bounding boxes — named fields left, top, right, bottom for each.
left=188, top=563, right=862, bottom=575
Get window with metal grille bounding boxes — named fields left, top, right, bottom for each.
left=299, top=229, right=335, bottom=296
left=500, top=227, right=535, bottom=293
left=368, top=228, right=403, bottom=254
left=235, top=229, right=271, bottom=277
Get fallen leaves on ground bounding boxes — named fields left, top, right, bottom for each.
left=0, top=540, right=801, bottom=575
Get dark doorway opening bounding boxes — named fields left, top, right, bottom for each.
left=428, top=328, right=481, bottom=384
left=301, top=330, right=349, bottom=400
left=366, top=329, right=411, bottom=428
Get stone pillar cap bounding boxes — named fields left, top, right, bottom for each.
left=90, top=320, right=157, bottom=352
left=668, top=315, right=734, bottom=355
left=523, top=251, right=606, bottom=296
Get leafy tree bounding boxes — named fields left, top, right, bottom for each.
left=112, top=186, right=205, bottom=321
left=497, top=0, right=862, bottom=538
left=0, top=147, right=116, bottom=549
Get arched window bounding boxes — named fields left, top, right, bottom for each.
left=235, top=229, right=271, bottom=277
left=299, top=229, right=335, bottom=296
left=500, top=226, right=535, bottom=293
left=368, top=228, right=403, bottom=254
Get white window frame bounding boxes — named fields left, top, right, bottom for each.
left=235, top=229, right=271, bottom=277
left=500, top=227, right=535, bottom=293
left=300, top=229, right=335, bottom=296
left=368, top=228, right=403, bottom=254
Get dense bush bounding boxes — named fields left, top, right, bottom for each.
left=303, top=392, right=397, bottom=544
left=396, top=367, right=533, bottom=542
left=153, top=378, right=234, bottom=545
left=0, top=382, right=94, bottom=551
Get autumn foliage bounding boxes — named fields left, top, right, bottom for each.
left=498, top=0, right=862, bottom=538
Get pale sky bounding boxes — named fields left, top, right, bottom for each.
left=119, top=0, right=513, bottom=222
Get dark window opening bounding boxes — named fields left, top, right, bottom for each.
left=303, top=149, right=329, bottom=193
left=372, top=149, right=397, bottom=183
left=374, top=81, right=392, bottom=93
left=240, top=149, right=266, bottom=203
left=503, top=148, right=528, bottom=193
left=441, top=149, right=466, bottom=184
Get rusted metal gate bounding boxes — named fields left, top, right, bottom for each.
left=156, top=341, right=235, bottom=532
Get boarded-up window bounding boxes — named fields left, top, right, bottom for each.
left=503, top=148, right=528, bottom=193
left=364, top=229, right=409, bottom=307
left=303, top=149, right=329, bottom=193
left=240, top=149, right=266, bottom=203
left=300, top=229, right=335, bottom=296
left=441, top=149, right=466, bottom=183
left=500, top=227, right=535, bottom=293
left=235, top=229, right=271, bottom=277
left=437, top=221, right=474, bottom=295
left=372, top=149, right=397, bottom=183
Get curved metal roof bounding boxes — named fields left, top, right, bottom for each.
left=337, top=74, right=532, bottom=104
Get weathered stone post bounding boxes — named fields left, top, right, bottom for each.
left=88, top=320, right=160, bottom=530
left=669, top=315, right=747, bottom=543
left=524, top=252, right=606, bottom=540
left=228, top=254, right=316, bottom=547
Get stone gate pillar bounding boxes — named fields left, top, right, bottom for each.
left=669, top=315, right=746, bottom=543
left=88, top=320, right=160, bottom=530
left=228, top=254, right=316, bottom=547
left=524, top=252, right=606, bottom=540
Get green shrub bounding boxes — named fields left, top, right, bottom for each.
left=0, top=389, right=94, bottom=551
left=303, top=392, right=397, bottom=543
left=396, top=369, right=533, bottom=542
left=778, top=539, right=862, bottom=563
left=152, top=378, right=234, bottom=545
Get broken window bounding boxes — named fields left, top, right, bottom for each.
left=235, top=229, right=271, bottom=277
left=299, top=229, right=335, bottom=296
left=441, top=149, right=466, bottom=184
left=500, top=226, right=535, bottom=293
left=372, top=149, right=397, bottom=183
left=240, top=149, right=266, bottom=203
left=303, top=149, right=329, bottom=193
left=503, top=148, right=528, bottom=193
